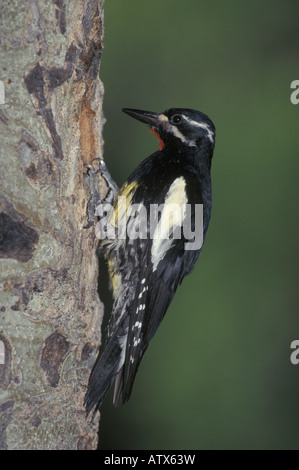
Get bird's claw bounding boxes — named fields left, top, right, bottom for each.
left=84, top=158, right=119, bottom=228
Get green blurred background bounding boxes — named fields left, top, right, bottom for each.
left=97, top=0, right=299, bottom=449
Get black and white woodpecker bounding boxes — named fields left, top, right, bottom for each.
left=84, top=107, right=216, bottom=416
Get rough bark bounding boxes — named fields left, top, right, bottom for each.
left=0, top=0, right=105, bottom=450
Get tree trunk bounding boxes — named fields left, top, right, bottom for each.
left=0, top=0, right=104, bottom=450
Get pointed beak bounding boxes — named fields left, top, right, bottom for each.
left=122, top=108, right=160, bottom=128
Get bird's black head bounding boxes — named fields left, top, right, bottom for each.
left=122, top=107, right=215, bottom=152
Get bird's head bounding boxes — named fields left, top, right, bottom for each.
left=122, top=107, right=215, bottom=152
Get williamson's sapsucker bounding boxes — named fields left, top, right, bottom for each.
left=84, top=107, right=216, bottom=415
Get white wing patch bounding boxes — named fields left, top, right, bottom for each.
left=151, top=177, right=187, bottom=271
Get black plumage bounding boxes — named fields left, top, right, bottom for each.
left=85, top=107, right=216, bottom=416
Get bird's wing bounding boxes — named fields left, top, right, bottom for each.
left=114, top=180, right=202, bottom=403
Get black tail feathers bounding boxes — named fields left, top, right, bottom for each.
left=84, top=336, right=122, bottom=417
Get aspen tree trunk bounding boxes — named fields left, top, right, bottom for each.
left=0, top=0, right=105, bottom=450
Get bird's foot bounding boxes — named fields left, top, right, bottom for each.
left=84, top=158, right=119, bottom=229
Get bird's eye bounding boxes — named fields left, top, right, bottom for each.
left=171, top=114, right=182, bottom=124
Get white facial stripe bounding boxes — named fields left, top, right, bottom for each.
left=159, top=113, right=212, bottom=146
left=169, top=125, right=196, bottom=147
left=182, top=114, right=214, bottom=144
left=151, top=177, right=187, bottom=271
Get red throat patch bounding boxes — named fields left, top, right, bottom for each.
left=150, top=127, right=165, bottom=151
